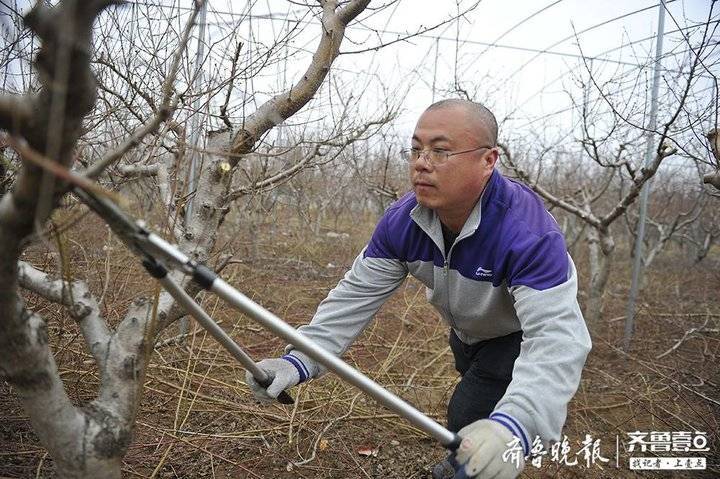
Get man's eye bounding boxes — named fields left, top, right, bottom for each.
left=411, top=147, right=422, bottom=153
left=432, top=148, right=448, bottom=154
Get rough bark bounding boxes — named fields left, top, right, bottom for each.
left=703, top=171, right=720, bottom=190
left=705, top=128, right=719, bottom=191
left=585, top=226, right=615, bottom=327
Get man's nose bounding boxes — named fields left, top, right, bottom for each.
left=412, top=151, right=433, bottom=171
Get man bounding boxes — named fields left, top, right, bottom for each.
left=246, top=99, right=592, bottom=478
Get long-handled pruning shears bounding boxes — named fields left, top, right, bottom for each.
left=74, top=184, right=469, bottom=472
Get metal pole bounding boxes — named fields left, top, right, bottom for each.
left=624, top=2, right=665, bottom=352
left=432, top=37, right=439, bottom=103
left=209, top=276, right=462, bottom=450
left=139, top=232, right=461, bottom=448
left=157, top=272, right=294, bottom=404
left=184, top=1, right=207, bottom=226
left=178, top=2, right=207, bottom=336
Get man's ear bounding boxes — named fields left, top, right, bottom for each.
left=484, top=148, right=499, bottom=169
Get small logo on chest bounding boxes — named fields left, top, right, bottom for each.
left=475, top=266, right=492, bottom=278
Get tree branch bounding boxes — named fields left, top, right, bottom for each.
left=600, top=143, right=677, bottom=227
left=228, top=144, right=321, bottom=201
left=499, top=143, right=602, bottom=228
left=703, top=171, right=720, bottom=190
left=17, top=261, right=111, bottom=366
left=117, top=163, right=160, bottom=178
left=229, top=0, right=370, bottom=159
left=337, top=0, right=371, bottom=24
left=83, top=0, right=204, bottom=179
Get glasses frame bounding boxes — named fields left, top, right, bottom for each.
left=401, top=144, right=495, bottom=166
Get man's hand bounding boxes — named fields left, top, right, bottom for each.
left=245, top=357, right=300, bottom=402
left=455, top=419, right=525, bottom=478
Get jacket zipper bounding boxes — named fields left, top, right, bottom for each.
left=444, top=229, right=474, bottom=328
left=444, top=244, right=455, bottom=327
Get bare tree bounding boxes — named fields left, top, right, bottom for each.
left=678, top=203, right=720, bottom=264
left=618, top=168, right=710, bottom=270
left=498, top=12, right=715, bottom=325
left=350, top=139, right=404, bottom=216
left=0, top=0, right=379, bottom=475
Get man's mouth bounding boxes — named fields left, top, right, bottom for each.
left=414, top=180, right=435, bottom=187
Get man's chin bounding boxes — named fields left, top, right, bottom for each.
left=414, top=193, right=437, bottom=209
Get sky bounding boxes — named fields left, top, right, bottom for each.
left=1, top=0, right=717, bottom=151
left=198, top=0, right=717, bottom=147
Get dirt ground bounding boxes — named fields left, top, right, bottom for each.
left=1, top=212, right=718, bottom=478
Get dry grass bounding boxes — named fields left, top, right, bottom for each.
left=1, top=208, right=718, bottom=478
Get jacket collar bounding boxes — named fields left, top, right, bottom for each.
left=410, top=169, right=499, bottom=250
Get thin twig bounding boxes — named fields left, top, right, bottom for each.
left=84, top=0, right=206, bottom=178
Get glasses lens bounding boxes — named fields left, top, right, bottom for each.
left=402, top=149, right=417, bottom=162
left=429, top=150, right=446, bottom=164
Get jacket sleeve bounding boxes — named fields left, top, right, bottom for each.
left=489, top=232, right=592, bottom=455
left=285, top=214, right=408, bottom=377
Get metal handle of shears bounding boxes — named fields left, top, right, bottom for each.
left=146, top=260, right=294, bottom=405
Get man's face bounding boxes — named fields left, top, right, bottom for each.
left=410, top=105, right=497, bottom=218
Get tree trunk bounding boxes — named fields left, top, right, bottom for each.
left=585, top=226, right=615, bottom=327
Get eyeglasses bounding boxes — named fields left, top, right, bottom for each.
left=400, top=145, right=494, bottom=166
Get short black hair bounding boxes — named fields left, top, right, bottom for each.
left=426, top=99, right=498, bottom=146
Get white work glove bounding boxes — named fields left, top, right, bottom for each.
left=245, top=357, right=299, bottom=402
left=245, top=352, right=314, bottom=402
left=455, top=419, right=526, bottom=478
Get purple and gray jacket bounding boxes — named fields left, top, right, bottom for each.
left=285, top=169, right=592, bottom=453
